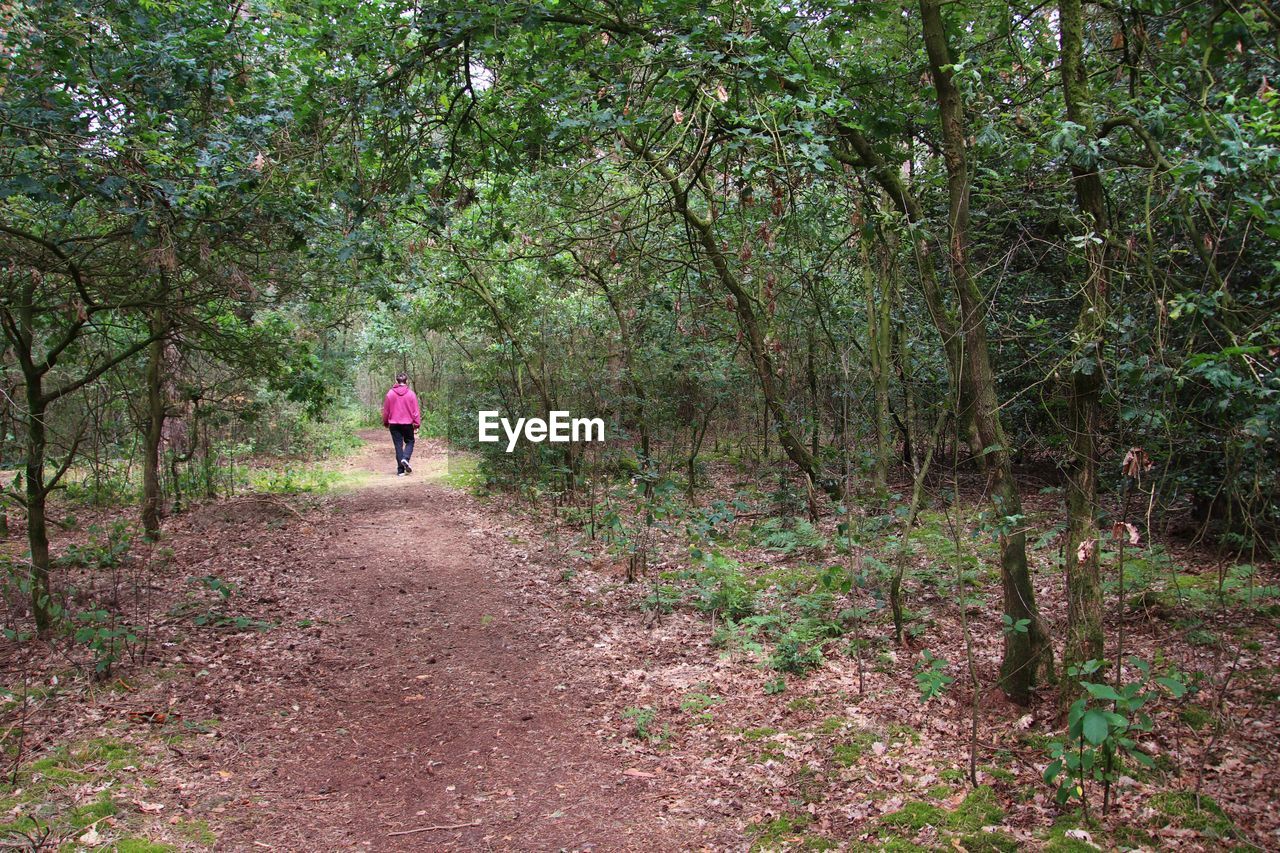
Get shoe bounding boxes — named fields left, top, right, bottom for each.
left=397, top=471, right=406, bottom=477
left=401, top=458, right=412, bottom=474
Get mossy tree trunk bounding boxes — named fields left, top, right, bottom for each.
left=1059, top=0, right=1109, bottom=679
left=919, top=0, right=1053, bottom=703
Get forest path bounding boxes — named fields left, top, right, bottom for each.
left=195, top=431, right=697, bottom=851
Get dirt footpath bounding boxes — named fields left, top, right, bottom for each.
left=178, top=432, right=708, bottom=851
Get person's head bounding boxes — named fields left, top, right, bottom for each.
left=395, top=372, right=408, bottom=385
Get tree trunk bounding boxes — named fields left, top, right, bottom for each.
left=23, top=378, right=52, bottom=634
left=861, top=230, right=894, bottom=496
left=141, top=318, right=168, bottom=539
left=807, top=331, right=819, bottom=459
left=919, top=0, right=1052, bottom=703
left=897, top=318, right=918, bottom=475
left=1059, top=0, right=1108, bottom=677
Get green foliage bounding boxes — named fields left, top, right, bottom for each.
left=679, top=691, right=721, bottom=718
left=763, top=676, right=787, bottom=695
left=690, top=548, right=756, bottom=620
left=62, top=471, right=138, bottom=508
left=69, top=609, right=141, bottom=677
left=56, top=522, right=133, bottom=571
left=913, top=651, right=955, bottom=702
left=769, top=626, right=826, bottom=675
left=180, top=575, right=272, bottom=632
left=1119, top=550, right=1280, bottom=615
left=1001, top=614, right=1030, bottom=636
left=441, top=456, right=484, bottom=493
left=641, top=584, right=684, bottom=615
left=251, top=465, right=339, bottom=496
left=1043, top=659, right=1179, bottom=813
left=621, top=706, right=664, bottom=742
left=749, top=517, right=829, bottom=554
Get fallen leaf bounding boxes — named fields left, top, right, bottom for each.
left=1064, top=828, right=1096, bottom=847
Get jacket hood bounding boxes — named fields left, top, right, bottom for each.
left=393, top=385, right=409, bottom=395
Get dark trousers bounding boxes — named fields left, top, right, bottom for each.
left=389, top=424, right=415, bottom=472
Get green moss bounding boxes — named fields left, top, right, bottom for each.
left=1150, top=791, right=1236, bottom=839
left=816, top=716, right=846, bottom=735
left=880, top=801, right=948, bottom=831
left=1178, top=705, right=1213, bottom=730
left=182, top=719, right=220, bottom=734
left=1043, top=822, right=1099, bottom=853
left=741, top=726, right=779, bottom=741
left=1042, top=812, right=1149, bottom=852
left=786, top=697, right=819, bottom=713
left=949, top=786, right=1004, bottom=831
left=878, top=787, right=1006, bottom=846
left=886, top=723, right=921, bottom=746
left=82, top=739, right=140, bottom=771
left=981, top=765, right=1016, bottom=784
left=173, top=818, right=216, bottom=845
left=793, top=766, right=828, bottom=805
left=0, top=736, right=159, bottom=850
left=850, top=833, right=935, bottom=853
left=747, top=813, right=811, bottom=850
left=833, top=731, right=878, bottom=767
left=111, top=840, right=176, bottom=853
left=1111, top=824, right=1157, bottom=848
left=26, top=758, right=90, bottom=785
left=746, top=813, right=836, bottom=851
left=925, top=784, right=952, bottom=800
left=939, top=768, right=966, bottom=783
left=1019, top=730, right=1052, bottom=751
left=68, top=792, right=117, bottom=828
left=0, top=815, right=43, bottom=838
left=958, top=832, right=1020, bottom=852
left=680, top=692, right=721, bottom=715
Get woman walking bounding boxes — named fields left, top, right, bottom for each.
left=382, top=372, right=421, bottom=475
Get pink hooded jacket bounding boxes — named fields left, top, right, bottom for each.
left=382, top=384, right=421, bottom=427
